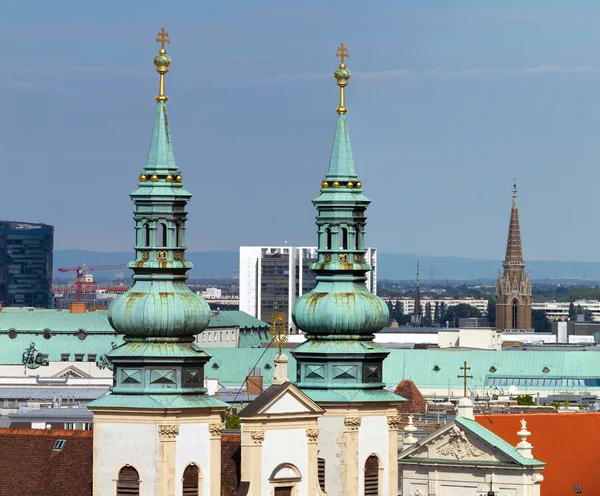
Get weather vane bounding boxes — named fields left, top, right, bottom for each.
left=270, top=311, right=289, bottom=354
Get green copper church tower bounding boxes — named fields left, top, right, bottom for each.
left=291, top=45, right=400, bottom=404
left=90, top=29, right=226, bottom=411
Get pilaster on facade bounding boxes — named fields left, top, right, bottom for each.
left=158, top=424, right=180, bottom=440
left=344, top=416, right=362, bottom=432
left=306, top=428, right=320, bottom=443
left=250, top=429, right=265, bottom=445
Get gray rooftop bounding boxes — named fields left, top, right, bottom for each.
left=0, top=387, right=108, bottom=400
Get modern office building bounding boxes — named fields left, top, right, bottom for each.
left=239, top=245, right=378, bottom=331
left=533, top=300, right=600, bottom=322
left=0, top=221, right=53, bottom=308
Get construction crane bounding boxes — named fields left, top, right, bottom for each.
left=53, top=264, right=128, bottom=302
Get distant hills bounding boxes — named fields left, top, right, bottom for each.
left=53, top=250, right=600, bottom=282
left=378, top=254, right=600, bottom=282
left=53, top=250, right=238, bottom=280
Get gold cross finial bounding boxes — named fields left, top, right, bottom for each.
left=336, top=43, right=349, bottom=66
left=457, top=361, right=473, bottom=398
left=156, top=28, right=170, bottom=50
left=153, top=28, right=172, bottom=102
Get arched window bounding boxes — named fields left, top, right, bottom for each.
left=158, top=223, right=167, bottom=247
left=340, top=228, right=348, bottom=250
left=143, top=223, right=150, bottom=247
left=512, top=299, right=519, bottom=329
left=116, top=466, right=139, bottom=496
left=325, top=228, right=331, bottom=250
left=182, top=464, right=199, bottom=496
left=269, top=463, right=301, bottom=496
left=364, top=455, right=379, bottom=496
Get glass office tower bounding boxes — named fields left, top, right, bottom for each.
left=0, top=221, right=54, bottom=308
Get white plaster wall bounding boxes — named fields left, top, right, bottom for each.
left=175, top=423, right=211, bottom=496
left=317, top=416, right=345, bottom=496
left=358, top=415, right=389, bottom=496
left=265, top=394, right=309, bottom=414
left=263, top=428, right=307, bottom=496
left=94, top=422, right=158, bottom=496
left=438, top=331, right=459, bottom=348
left=459, top=329, right=501, bottom=350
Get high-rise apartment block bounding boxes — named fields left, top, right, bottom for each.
left=239, top=246, right=378, bottom=330
left=0, top=221, right=53, bottom=308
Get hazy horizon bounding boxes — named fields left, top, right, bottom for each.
left=4, top=1, right=600, bottom=261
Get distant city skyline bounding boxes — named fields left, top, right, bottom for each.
left=3, top=1, right=600, bottom=261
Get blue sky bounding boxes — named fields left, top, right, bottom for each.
left=3, top=1, right=600, bottom=261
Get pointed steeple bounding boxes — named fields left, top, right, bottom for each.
left=496, top=181, right=532, bottom=331
left=291, top=45, right=399, bottom=404
left=504, top=180, right=524, bottom=266
left=91, top=29, right=224, bottom=408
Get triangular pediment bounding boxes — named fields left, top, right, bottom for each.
left=239, top=382, right=324, bottom=417
left=399, top=420, right=519, bottom=466
left=53, top=365, right=92, bottom=379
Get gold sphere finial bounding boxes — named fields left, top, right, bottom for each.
left=334, top=43, right=351, bottom=114
left=154, top=28, right=171, bottom=103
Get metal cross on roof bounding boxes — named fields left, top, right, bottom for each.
left=336, top=43, right=349, bottom=65
left=458, top=361, right=473, bottom=398
left=156, top=28, right=170, bottom=50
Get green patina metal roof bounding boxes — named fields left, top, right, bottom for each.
left=324, top=114, right=359, bottom=183
left=89, top=392, right=228, bottom=410
left=292, top=338, right=389, bottom=355
left=237, top=332, right=271, bottom=349
left=144, top=102, right=177, bottom=175
left=455, top=417, right=545, bottom=466
left=209, top=311, right=269, bottom=331
left=105, top=341, right=210, bottom=359
left=0, top=309, right=115, bottom=333
left=205, top=348, right=600, bottom=390
left=303, top=388, right=403, bottom=404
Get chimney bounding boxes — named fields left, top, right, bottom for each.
left=70, top=302, right=87, bottom=314
left=246, top=375, right=263, bottom=396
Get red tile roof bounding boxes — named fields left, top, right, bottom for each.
left=0, top=428, right=93, bottom=496
left=221, top=433, right=241, bottom=496
left=394, top=379, right=427, bottom=414
left=475, top=413, right=600, bottom=496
